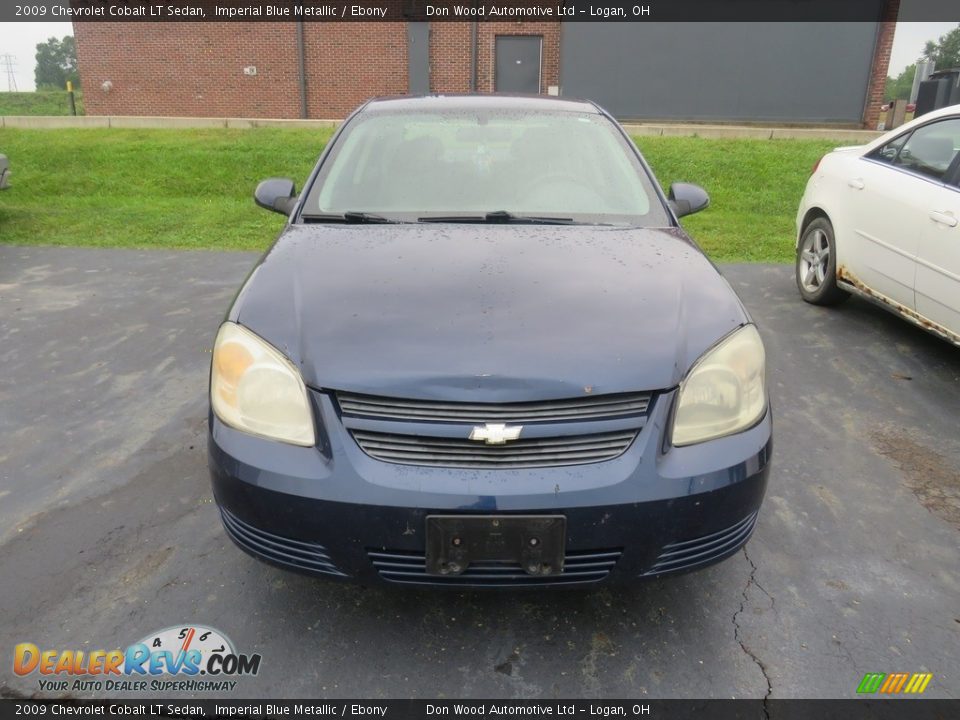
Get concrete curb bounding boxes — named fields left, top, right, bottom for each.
left=0, top=115, right=341, bottom=130
left=0, top=115, right=882, bottom=142
left=620, top=123, right=881, bottom=142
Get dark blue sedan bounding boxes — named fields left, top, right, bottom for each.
left=208, top=95, right=772, bottom=587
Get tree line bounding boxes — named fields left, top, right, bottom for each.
left=34, top=36, right=79, bottom=90
left=886, top=26, right=960, bottom=101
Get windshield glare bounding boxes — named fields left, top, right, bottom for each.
left=307, top=109, right=669, bottom=225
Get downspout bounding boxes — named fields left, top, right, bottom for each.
left=296, top=20, right=308, bottom=119
left=861, top=21, right=883, bottom=129
left=470, top=21, right=478, bottom=92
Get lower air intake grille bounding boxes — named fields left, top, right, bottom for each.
left=643, top=511, right=758, bottom=576
left=220, top=507, right=347, bottom=578
left=351, top=429, right=637, bottom=469
left=369, top=548, right=623, bottom=586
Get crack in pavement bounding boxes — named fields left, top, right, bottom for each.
left=732, top=546, right=773, bottom=716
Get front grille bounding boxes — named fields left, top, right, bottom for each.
left=642, top=511, right=758, bottom=576
left=220, top=507, right=347, bottom=578
left=351, top=429, right=637, bottom=469
left=369, top=548, right=622, bottom=586
left=337, top=391, right=650, bottom=424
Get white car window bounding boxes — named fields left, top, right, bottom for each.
left=872, top=133, right=908, bottom=163
left=890, top=118, right=960, bottom=182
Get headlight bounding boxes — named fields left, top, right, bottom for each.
left=210, top=322, right=315, bottom=447
left=671, top=324, right=766, bottom=447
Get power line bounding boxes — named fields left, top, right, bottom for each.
left=0, top=54, right=18, bottom=92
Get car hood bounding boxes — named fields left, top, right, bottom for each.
left=232, top=224, right=749, bottom=400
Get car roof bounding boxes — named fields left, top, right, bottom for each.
left=361, top=94, right=602, bottom=115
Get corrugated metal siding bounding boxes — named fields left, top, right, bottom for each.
left=560, top=22, right=880, bottom=123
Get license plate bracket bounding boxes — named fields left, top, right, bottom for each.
left=425, top=515, right=566, bottom=577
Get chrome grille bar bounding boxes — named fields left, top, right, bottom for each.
left=337, top=391, right=650, bottom=423
left=368, top=548, right=623, bottom=586
left=352, top=429, right=637, bottom=469
left=643, top=512, right=759, bottom=576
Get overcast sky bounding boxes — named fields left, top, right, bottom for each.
left=0, top=21, right=958, bottom=92
left=889, top=21, right=960, bottom=73
left=0, top=21, right=73, bottom=91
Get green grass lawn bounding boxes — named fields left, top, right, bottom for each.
left=637, top=135, right=838, bottom=261
left=0, top=128, right=841, bottom=262
left=0, top=91, right=84, bottom=116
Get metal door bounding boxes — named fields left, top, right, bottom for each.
left=495, top=36, right=542, bottom=94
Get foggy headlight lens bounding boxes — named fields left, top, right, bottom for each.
left=210, top=322, right=315, bottom=447
left=672, top=324, right=766, bottom=446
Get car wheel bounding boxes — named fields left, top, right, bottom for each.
left=796, top=218, right=848, bottom=306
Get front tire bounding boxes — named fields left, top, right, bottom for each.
left=796, top=217, right=848, bottom=306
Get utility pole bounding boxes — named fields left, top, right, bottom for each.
left=910, top=58, right=935, bottom=105
left=0, top=54, right=17, bottom=92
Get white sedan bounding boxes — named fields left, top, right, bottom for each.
left=795, top=104, right=960, bottom=346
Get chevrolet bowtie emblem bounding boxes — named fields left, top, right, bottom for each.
left=469, top=423, right=523, bottom=445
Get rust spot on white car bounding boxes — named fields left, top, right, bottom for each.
left=837, top=266, right=960, bottom=347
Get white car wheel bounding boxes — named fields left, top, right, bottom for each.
left=796, top=217, right=848, bottom=306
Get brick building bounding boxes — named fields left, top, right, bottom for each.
left=74, top=5, right=897, bottom=128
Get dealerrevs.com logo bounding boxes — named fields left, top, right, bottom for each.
left=14, top=625, right=261, bottom=693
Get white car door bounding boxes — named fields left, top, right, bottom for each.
left=843, top=133, right=926, bottom=309
left=914, top=120, right=960, bottom=339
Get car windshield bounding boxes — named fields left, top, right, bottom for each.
left=304, top=107, right=670, bottom=226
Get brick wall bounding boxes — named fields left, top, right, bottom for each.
left=863, top=0, right=900, bottom=130
left=429, top=23, right=473, bottom=93
left=303, top=23, right=408, bottom=118
left=75, top=20, right=560, bottom=118
left=74, top=22, right=303, bottom=118
left=75, top=16, right=888, bottom=124
left=74, top=21, right=406, bottom=119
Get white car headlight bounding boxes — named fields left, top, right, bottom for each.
left=210, top=322, right=316, bottom=447
left=671, top=324, right=767, bottom=447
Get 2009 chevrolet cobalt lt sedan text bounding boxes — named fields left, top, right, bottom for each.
left=208, top=96, right=773, bottom=587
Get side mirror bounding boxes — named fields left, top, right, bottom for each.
left=668, top=183, right=710, bottom=218
left=254, top=178, right=297, bottom=216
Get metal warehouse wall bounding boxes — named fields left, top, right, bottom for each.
left=560, top=23, right=881, bottom=123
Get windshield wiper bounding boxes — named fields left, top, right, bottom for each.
left=300, top=211, right=400, bottom=224
left=417, top=211, right=581, bottom=225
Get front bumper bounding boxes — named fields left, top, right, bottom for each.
left=209, top=390, right=772, bottom=587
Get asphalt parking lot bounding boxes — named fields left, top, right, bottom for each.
left=1, top=245, right=958, bottom=700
